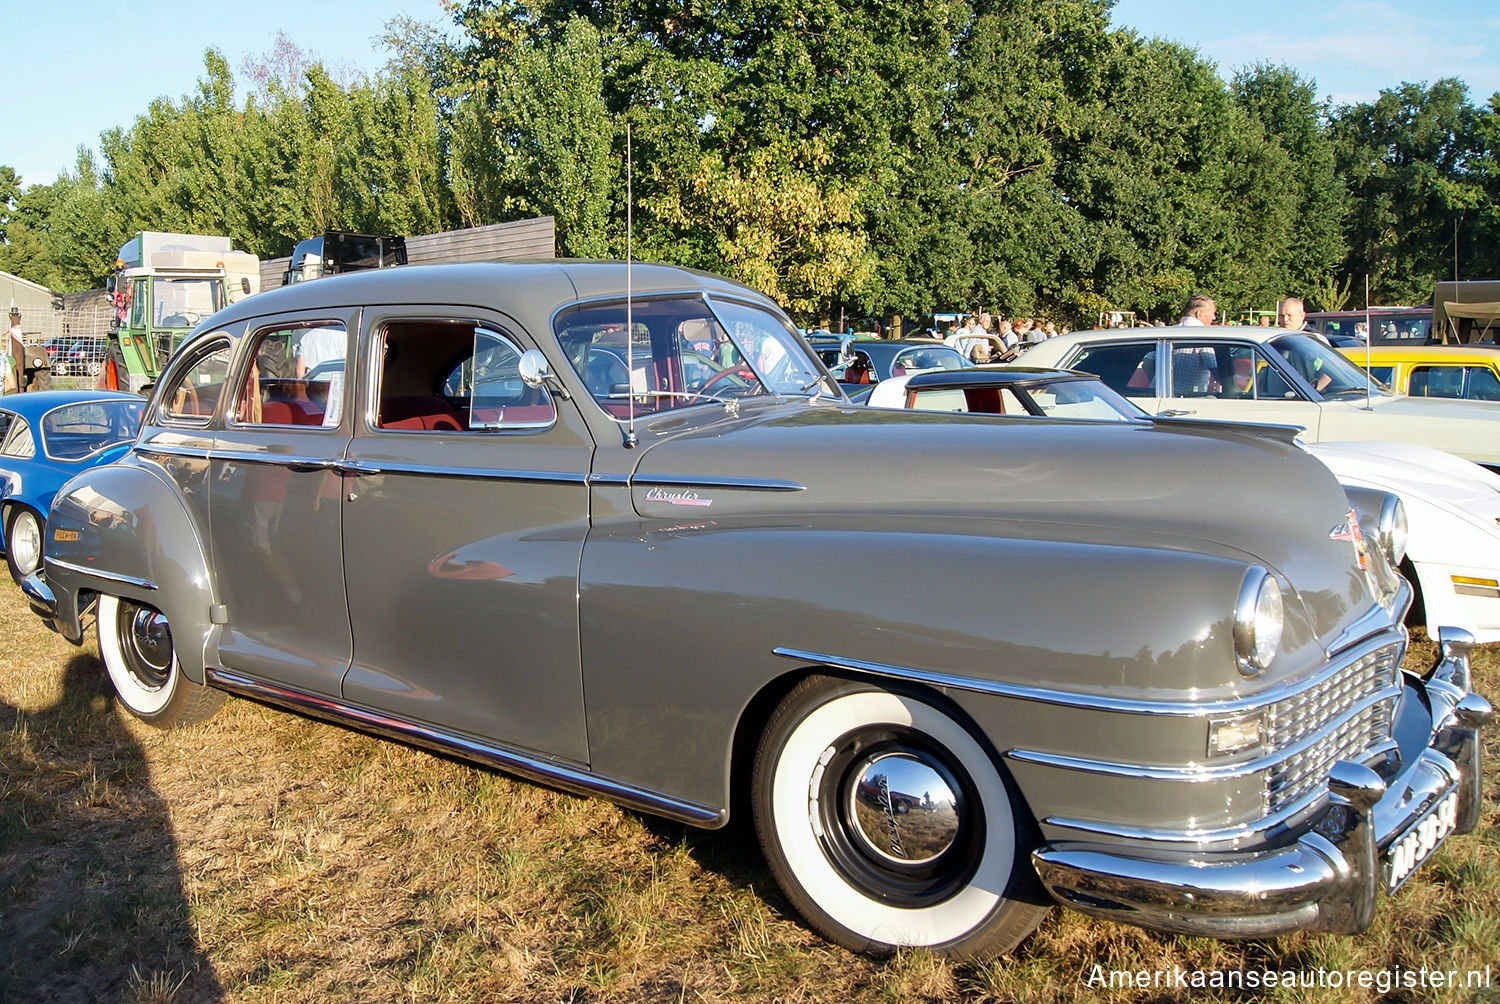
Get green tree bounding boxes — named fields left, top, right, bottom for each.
left=1331, top=79, right=1484, bottom=303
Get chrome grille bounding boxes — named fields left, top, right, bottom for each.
left=1263, top=643, right=1401, bottom=812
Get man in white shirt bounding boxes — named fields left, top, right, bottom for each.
left=1179, top=295, right=1216, bottom=326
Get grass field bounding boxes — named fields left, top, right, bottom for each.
left=2, top=585, right=1497, bottom=1003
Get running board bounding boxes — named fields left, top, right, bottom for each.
left=205, top=668, right=726, bottom=828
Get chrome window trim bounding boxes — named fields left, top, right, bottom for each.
left=363, top=317, right=557, bottom=436
left=205, top=668, right=724, bottom=827
left=775, top=630, right=1403, bottom=718
left=44, top=556, right=158, bottom=591
left=156, top=337, right=234, bottom=427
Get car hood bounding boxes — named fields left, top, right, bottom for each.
left=1307, top=440, right=1500, bottom=523
left=1354, top=393, right=1500, bottom=421
left=627, top=406, right=1382, bottom=649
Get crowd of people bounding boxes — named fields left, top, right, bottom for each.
left=938, top=312, right=1072, bottom=362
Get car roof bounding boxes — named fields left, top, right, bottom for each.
left=203, top=261, right=783, bottom=332
left=1027, top=325, right=1307, bottom=353
left=1336, top=344, right=1500, bottom=362
left=0, top=389, right=141, bottom=420
left=904, top=366, right=1085, bottom=389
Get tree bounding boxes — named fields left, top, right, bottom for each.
left=1331, top=79, right=1484, bottom=303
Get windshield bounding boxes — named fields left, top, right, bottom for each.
left=153, top=278, right=222, bottom=328
left=554, top=295, right=832, bottom=418
left=1269, top=334, right=1390, bottom=399
left=41, top=399, right=145, bottom=461
left=909, top=376, right=1144, bottom=420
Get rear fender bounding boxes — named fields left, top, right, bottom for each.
left=43, top=459, right=217, bottom=683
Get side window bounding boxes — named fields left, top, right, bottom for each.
left=0, top=417, right=34, bottom=459
left=233, top=324, right=345, bottom=428
left=1468, top=367, right=1500, bottom=401
left=1168, top=345, right=1221, bottom=398
left=1068, top=343, right=1157, bottom=398
left=161, top=342, right=232, bottom=421
left=1410, top=365, right=1464, bottom=399
left=0, top=411, right=12, bottom=443
left=907, top=387, right=968, bottom=412
left=1255, top=349, right=1298, bottom=399
left=1367, top=366, right=1395, bottom=386
left=129, top=278, right=148, bottom=329
left=375, top=320, right=554, bottom=432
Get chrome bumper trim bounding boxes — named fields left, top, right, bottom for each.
left=20, top=569, right=56, bottom=622
left=1030, top=639, right=1491, bottom=939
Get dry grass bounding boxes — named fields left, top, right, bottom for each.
left=1, top=587, right=1497, bottom=1003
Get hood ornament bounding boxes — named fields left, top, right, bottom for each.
left=1329, top=509, right=1370, bottom=570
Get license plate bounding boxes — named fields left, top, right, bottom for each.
left=1384, top=791, right=1459, bottom=894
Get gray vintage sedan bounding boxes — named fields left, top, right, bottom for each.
left=24, top=262, right=1491, bottom=961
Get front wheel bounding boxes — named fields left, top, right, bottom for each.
left=5, top=505, right=44, bottom=584
left=752, top=675, right=1048, bottom=960
left=98, top=595, right=225, bottom=728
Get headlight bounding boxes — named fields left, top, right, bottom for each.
left=1233, top=567, right=1283, bottom=676
left=1378, top=493, right=1408, bottom=566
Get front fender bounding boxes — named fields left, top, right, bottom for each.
left=579, top=515, right=1324, bottom=815
left=43, top=458, right=217, bottom=683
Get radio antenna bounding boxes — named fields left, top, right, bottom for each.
left=624, top=120, right=638, bottom=449
left=1363, top=274, right=1373, bottom=409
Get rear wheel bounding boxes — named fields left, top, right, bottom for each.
left=98, top=595, right=225, bottom=728
left=5, top=506, right=44, bottom=584
left=752, top=675, right=1048, bottom=960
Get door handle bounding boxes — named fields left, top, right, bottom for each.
left=332, top=459, right=383, bottom=476
left=1157, top=409, right=1196, bottom=417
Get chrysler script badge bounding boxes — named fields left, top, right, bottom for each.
left=1329, top=509, right=1369, bottom=570
left=644, top=486, right=714, bottom=507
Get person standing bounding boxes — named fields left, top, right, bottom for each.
left=1179, top=295, right=1216, bottom=326
left=4, top=309, right=24, bottom=394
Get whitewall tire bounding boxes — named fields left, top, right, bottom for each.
left=752, top=675, right=1048, bottom=960
left=98, top=594, right=225, bottom=728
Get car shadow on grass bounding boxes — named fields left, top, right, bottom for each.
left=0, top=652, right=222, bottom=1002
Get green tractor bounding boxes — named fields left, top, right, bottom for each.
left=103, top=232, right=260, bottom=393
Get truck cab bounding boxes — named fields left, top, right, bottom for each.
left=104, top=232, right=259, bottom=393
left=281, top=231, right=407, bottom=285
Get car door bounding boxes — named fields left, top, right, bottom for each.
left=204, top=314, right=356, bottom=696
left=1151, top=339, right=1323, bottom=437
left=338, top=310, right=595, bottom=764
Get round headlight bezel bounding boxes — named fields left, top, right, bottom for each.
left=1233, top=567, right=1284, bottom=677
left=1378, top=493, right=1408, bottom=567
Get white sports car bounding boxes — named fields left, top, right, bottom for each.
left=869, top=367, right=1500, bottom=641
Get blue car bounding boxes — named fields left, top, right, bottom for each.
left=0, top=391, right=145, bottom=583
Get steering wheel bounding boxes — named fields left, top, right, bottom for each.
left=172, top=382, right=201, bottom=417
left=690, top=365, right=757, bottom=403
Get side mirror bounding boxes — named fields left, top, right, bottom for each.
left=241, top=277, right=252, bottom=295
left=837, top=336, right=856, bottom=368
left=518, top=348, right=552, bottom=388
left=518, top=348, right=571, bottom=400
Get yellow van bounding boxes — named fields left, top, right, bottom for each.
left=1338, top=344, right=1500, bottom=402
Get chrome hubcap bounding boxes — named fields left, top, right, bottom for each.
left=11, top=515, right=40, bottom=573
left=123, top=603, right=173, bottom=687
left=847, top=751, right=962, bottom=864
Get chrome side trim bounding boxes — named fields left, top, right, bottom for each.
left=588, top=473, right=630, bottom=486
left=44, top=556, right=158, bottom=591
left=134, top=443, right=209, bottom=461
left=340, top=461, right=589, bottom=485
left=775, top=632, right=1401, bottom=717
left=204, top=669, right=725, bottom=828
left=635, top=474, right=806, bottom=493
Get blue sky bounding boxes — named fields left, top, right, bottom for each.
left=3, top=1, right=1498, bottom=189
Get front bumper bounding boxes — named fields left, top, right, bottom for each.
left=1031, top=628, right=1492, bottom=938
